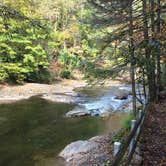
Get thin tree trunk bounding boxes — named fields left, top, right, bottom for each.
left=156, top=0, right=161, bottom=101
left=149, top=0, right=157, bottom=100
left=142, top=67, right=147, bottom=101
left=129, top=0, right=136, bottom=117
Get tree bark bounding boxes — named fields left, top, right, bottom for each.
left=142, top=67, right=147, bottom=101
left=142, top=0, right=156, bottom=102
left=149, top=0, right=157, bottom=100
left=129, top=0, right=137, bottom=116
left=156, top=0, right=161, bottom=101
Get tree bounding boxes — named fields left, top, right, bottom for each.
left=0, top=2, right=50, bottom=83
left=156, top=0, right=161, bottom=101
left=128, top=0, right=137, bottom=116
left=87, top=0, right=165, bottom=103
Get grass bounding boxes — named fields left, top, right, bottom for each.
left=111, top=113, right=134, bottom=144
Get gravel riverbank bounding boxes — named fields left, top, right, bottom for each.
left=0, top=80, right=86, bottom=104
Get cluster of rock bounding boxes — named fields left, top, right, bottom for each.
left=65, top=90, right=132, bottom=118
left=65, top=106, right=104, bottom=118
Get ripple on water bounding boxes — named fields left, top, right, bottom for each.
left=0, top=96, right=129, bottom=166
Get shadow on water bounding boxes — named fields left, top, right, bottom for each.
left=0, top=96, right=128, bottom=166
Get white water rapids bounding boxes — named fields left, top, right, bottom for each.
left=66, top=86, right=139, bottom=117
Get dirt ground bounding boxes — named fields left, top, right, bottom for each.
left=140, top=96, right=166, bottom=166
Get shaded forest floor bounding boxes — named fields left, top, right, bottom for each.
left=140, top=95, right=166, bottom=166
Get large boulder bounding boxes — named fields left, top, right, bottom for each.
left=59, top=140, right=97, bottom=162
left=59, top=135, right=111, bottom=166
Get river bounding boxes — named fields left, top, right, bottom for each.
left=0, top=86, right=131, bottom=166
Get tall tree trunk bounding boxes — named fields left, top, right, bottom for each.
left=149, top=0, right=157, bottom=100
left=142, top=0, right=156, bottom=102
left=156, top=0, right=161, bottom=101
left=129, top=0, right=136, bottom=117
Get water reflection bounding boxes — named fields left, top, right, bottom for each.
left=0, top=97, right=128, bottom=166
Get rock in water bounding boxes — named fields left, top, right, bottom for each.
left=65, top=110, right=90, bottom=117
left=59, top=135, right=111, bottom=166
left=65, top=106, right=91, bottom=117
left=114, top=91, right=130, bottom=100
left=90, top=108, right=101, bottom=116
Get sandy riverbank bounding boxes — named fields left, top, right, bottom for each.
left=0, top=80, right=86, bottom=104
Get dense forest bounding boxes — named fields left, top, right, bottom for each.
left=0, top=0, right=166, bottom=103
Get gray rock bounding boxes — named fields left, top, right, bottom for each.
left=121, top=102, right=133, bottom=112
left=100, top=112, right=111, bottom=118
left=59, top=135, right=111, bottom=166
left=131, top=154, right=143, bottom=165
left=65, top=107, right=91, bottom=117
left=135, top=147, right=141, bottom=155
left=59, top=140, right=97, bottom=162
left=114, top=91, right=130, bottom=100
left=89, top=109, right=101, bottom=116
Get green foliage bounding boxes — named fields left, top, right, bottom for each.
left=57, top=51, right=79, bottom=69
left=27, top=69, right=53, bottom=84
left=111, top=113, right=134, bottom=143
left=121, top=113, right=134, bottom=130
left=111, top=128, right=127, bottom=144
left=55, top=50, right=80, bottom=79
left=60, top=69, right=71, bottom=79
left=0, top=66, right=8, bottom=82
left=0, top=14, right=50, bottom=84
left=105, top=160, right=111, bottom=166
left=0, top=1, right=112, bottom=83
left=0, top=63, right=27, bottom=84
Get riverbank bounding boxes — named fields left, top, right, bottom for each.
left=0, top=79, right=123, bottom=104
left=0, top=80, right=86, bottom=104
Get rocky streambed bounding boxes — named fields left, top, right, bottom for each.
left=64, top=86, right=133, bottom=118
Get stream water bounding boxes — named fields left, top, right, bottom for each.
left=0, top=86, right=131, bottom=166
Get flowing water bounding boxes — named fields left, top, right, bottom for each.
left=0, top=86, right=130, bottom=166
left=74, top=86, right=132, bottom=114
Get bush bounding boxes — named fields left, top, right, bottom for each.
left=26, top=68, right=54, bottom=84
left=60, top=69, right=71, bottom=79
left=0, top=63, right=27, bottom=84
left=0, top=68, right=8, bottom=83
